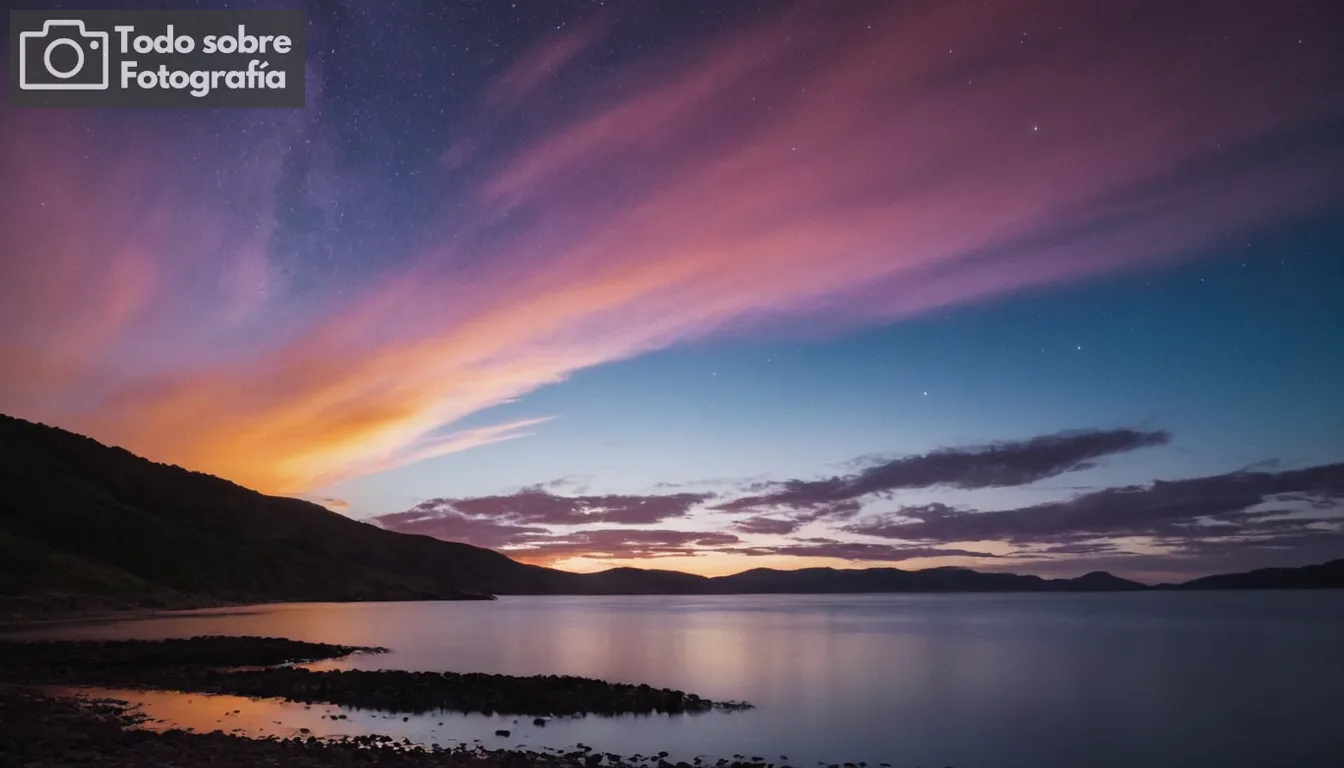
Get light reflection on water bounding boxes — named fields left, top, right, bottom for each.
left=17, top=592, right=1344, bottom=768
left=63, top=686, right=756, bottom=763
left=59, top=687, right=681, bottom=756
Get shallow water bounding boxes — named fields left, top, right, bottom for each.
left=15, top=592, right=1344, bottom=767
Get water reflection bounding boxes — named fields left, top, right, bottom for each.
left=16, top=593, right=1344, bottom=767
left=65, top=686, right=755, bottom=763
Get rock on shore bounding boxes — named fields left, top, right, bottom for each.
left=0, top=686, right=777, bottom=768
left=0, top=635, right=752, bottom=716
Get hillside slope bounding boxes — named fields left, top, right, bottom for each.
left=5, top=413, right=1334, bottom=615
left=0, top=414, right=562, bottom=612
left=1168, top=559, right=1344, bottom=590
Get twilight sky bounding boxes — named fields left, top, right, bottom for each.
left=2, top=0, right=1342, bottom=583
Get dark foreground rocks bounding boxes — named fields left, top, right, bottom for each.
left=0, top=635, right=386, bottom=676
left=0, top=636, right=752, bottom=716
left=189, top=667, right=750, bottom=715
left=0, top=686, right=778, bottom=768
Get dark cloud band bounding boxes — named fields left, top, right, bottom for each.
left=718, top=428, right=1170, bottom=512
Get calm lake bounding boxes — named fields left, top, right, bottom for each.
left=14, top=592, right=1344, bottom=767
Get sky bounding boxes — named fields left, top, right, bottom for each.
left=1, top=0, right=1342, bottom=583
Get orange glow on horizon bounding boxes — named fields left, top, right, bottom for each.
left=514, top=552, right=1004, bottom=578
left=2, top=2, right=1339, bottom=508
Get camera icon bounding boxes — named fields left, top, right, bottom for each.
left=18, top=20, right=110, bottom=90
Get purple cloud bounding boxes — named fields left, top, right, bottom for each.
left=718, top=428, right=1169, bottom=512
left=371, top=508, right=550, bottom=550
left=373, top=429, right=1342, bottom=574
left=845, top=462, right=1344, bottom=549
left=394, top=489, right=712, bottom=527
left=733, top=516, right=805, bottom=535
left=502, top=529, right=742, bottom=562
left=374, top=488, right=717, bottom=554
left=735, top=538, right=999, bottom=562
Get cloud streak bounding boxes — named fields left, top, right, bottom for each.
left=720, top=429, right=1170, bottom=512
left=734, top=539, right=1000, bottom=564
left=390, top=489, right=713, bottom=527
left=485, top=15, right=610, bottom=108
left=373, top=488, right=718, bottom=559
left=846, top=462, right=1344, bottom=553
left=502, top=529, right=742, bottom=564
left=370, top=425, right=1344, bottom=573
left=1, top=2, right=1341, bottom=495
left=364, top=422, right=1343, bottom=575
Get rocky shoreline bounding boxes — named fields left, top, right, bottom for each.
left=0, top=635, right=784, bottom=768
left=1, top=635, right=386, bottom=674
left=0, top=636, right=751, bottom=716
left=177, top=666, right=753, bottom=715
left=0, top=686, right=786, bottom=768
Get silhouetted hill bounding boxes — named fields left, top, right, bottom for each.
left=0, top=413, right=556, bottom=613
left=1165, top=559, right=1344, bottom=590
left=707, top=566, right=1146, bottom=593
left=1069, top=571, right=1149, bottom=591
left=2, top=414, right=1334, bottom=615
left=574, top=567, right=713, bottom=594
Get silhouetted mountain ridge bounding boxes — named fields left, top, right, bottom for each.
left=0, top=414, right=1336, bottom=615
left=1161, top=559, right=1344, bottom=590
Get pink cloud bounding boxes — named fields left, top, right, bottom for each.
left=0, top=2, right=1340, bottom=497
left=484, top=15, right=611, bottom=108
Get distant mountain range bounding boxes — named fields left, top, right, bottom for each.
left=1, top=414, right=1339, bottom=616
left=1163, top=559, right=1344, bottom=590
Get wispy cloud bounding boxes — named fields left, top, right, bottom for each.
left=732, top=516, right=806, bottom=535
left=484, top=15, right=611, bottom=108
left=846, top=463, right=1344, bottom=553
left=372, top=508, right=551, bottom=551
left=734, top=539, right=1001, bottom=563
left=502, top=529, right=742, bottom=564
left=2, top=2, right=1340, bottom=495
left=350, top=417, right=554, bottom=483
left=373, top=487, right=719, bottom=559
left=719, top=429, right=1170, bottom=512
left=383, top=488, right=713, bottom=528
left=372, top=430, right=1344, bottom=573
